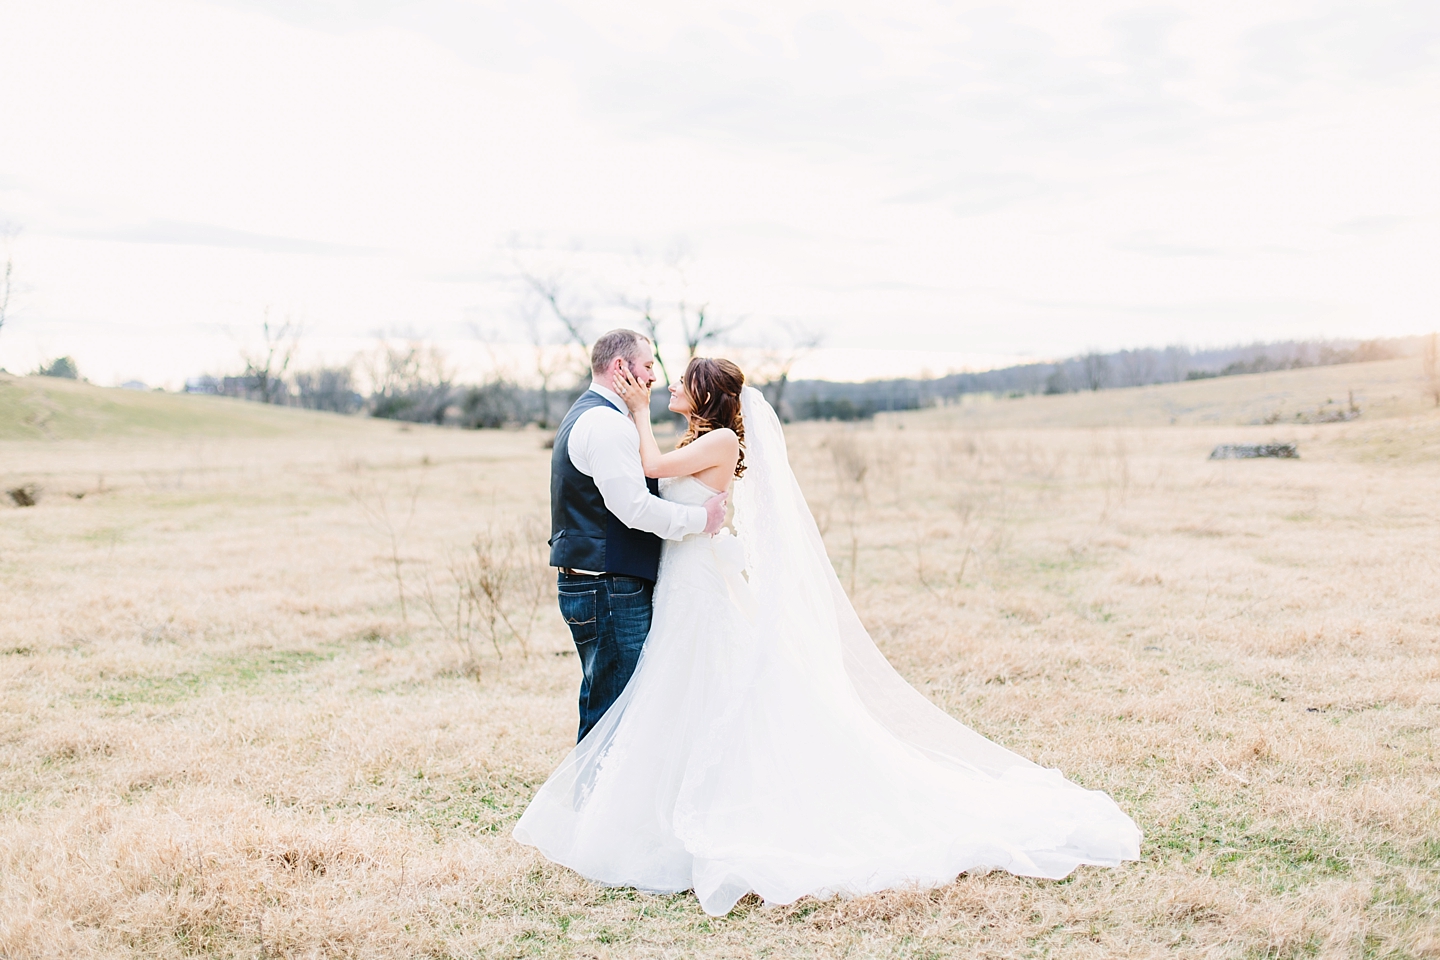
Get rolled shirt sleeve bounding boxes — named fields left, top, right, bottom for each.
left=568, top=399, right=707, bottom=541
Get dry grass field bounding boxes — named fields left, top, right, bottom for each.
left=2, top=360, right=1438, bottom=959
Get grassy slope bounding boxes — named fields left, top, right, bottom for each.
left=899, top=357, right=1434, bottom=430
left=0, top=374, right=385, bottom=441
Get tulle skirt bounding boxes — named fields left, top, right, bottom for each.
left=514, top=533, right=1142, bottom=916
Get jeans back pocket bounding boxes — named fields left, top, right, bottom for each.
left=559, top=590, right=599, bottom=645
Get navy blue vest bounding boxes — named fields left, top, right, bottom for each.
left=549, top=391, right=664, bottom=582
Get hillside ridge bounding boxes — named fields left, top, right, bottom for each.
left=4, top=357, right=1436, bottom=441
left=891, top=358, right=1436, bottom=430
left=0, top=374, right=396, bottom=441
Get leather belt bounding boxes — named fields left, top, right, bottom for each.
left=560, top=568, right=605, bottom=577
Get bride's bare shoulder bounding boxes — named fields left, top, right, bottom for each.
left=689, top=428, right=739, bottom=475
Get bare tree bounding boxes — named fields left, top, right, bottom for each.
left=1424, top=332, right=1440, bottom=408
left=618, top=243, right=739, bottom=382
left=1082, top=350, right=1109, bottom=392
left=364, top=339, right=454, bottom=423
left=750, top=322, right=825, bottom=419
left=519, top=268, right=591, bottom=352
left=518, top=303, right=583, bottom=427
left=619, top=294, right=673, bottom=386
left=679, top=302, right=739, bottom=360
left=507, top=248, right=601, bottom=403
left=1117, top=349, right=1156, bottom=387
left=1163, top=345, right=1190, bottom=383
left=0, top=222, right=16, bottom=341
left=240, top=309, right=301, bottom=403
left=293, top=365, right=360, bottom=413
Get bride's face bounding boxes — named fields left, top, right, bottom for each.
left=668, top=377, right=694, bottom=416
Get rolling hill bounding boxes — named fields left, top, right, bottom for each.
left=0, top=374, right=388, bottom=441
left=893, top=357, right=1436, bottom=430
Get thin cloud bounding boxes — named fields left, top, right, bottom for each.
left=1112, top=231, right=1230, bottom=258
left=91, top=220, right=386, bottom=257
left=1332, top=215, right=1414, bottom=236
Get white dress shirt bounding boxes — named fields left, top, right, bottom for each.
left=567, top=383, right=706, bottom=542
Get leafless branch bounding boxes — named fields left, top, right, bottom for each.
left=679, top=303, right=741, bottom=359
left=750, top=321, right=825, bottom=416
left=423, top=520, right=550, bottom=675
left=617, top=293, right=673, bottom=386
left=520, top=270, right=591, bottom=352
left=0, top=222, right=17, bottom=339
left=241, top=309, right=302, bottom=404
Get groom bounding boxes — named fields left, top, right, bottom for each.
left=550, top=329, right=727, bottom=742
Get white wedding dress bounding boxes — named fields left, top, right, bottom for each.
left=514, top=388, right=1140, bottom=916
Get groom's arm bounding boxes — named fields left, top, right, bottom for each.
left=570, top=409, right=706, bottom=540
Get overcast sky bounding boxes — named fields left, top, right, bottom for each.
left=0, top=0, right=1436, bottom=385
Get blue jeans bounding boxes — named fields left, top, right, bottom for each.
left=557, top=572, right=654, bottom=742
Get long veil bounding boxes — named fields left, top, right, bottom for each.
left=733, top=386, right=1044, bottom=781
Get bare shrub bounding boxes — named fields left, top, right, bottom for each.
left=350, top=471, right=425, bottom=625
left=422, top=521, right=550, bottom=675
left=915, top=492, right=984, bottom=595
left=826, top=432, right=869, bottom=593
left=7, top=484, right=39, bottom=507
left=420, top=552, right=487, bottom=677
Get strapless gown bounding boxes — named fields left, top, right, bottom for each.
left=514, top=475, right=1141, bottom=916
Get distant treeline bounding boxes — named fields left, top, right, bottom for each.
left=182, top=335, right=1427, bottom=427
left=185, top=341, right=561, bottom=429
left=780, top=336, right=1426, bottom=421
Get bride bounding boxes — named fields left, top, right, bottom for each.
left=514, top=357, right=1141, bottom=916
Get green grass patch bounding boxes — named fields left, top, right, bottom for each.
left=97, top=648, right=333, bottom=706
left=1148, top=789, right=1367, bottom=892
left=394, top=773, right=539, bottom=834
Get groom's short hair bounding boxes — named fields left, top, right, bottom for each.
left=591, top=329, right=651, bottom=374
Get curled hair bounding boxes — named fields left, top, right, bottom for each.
left=676, top=357, right=747, bottom=478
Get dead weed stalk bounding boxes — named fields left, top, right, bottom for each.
left=421, top=521, right=549, bottom=676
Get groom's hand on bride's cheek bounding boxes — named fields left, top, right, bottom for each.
left=703, top=492, right=727, bottom=535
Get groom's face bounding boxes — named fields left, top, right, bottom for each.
left=621, top=343, right=658, bottom=389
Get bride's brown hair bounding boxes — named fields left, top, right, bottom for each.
left=676, top=357, right=746, bottom=478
